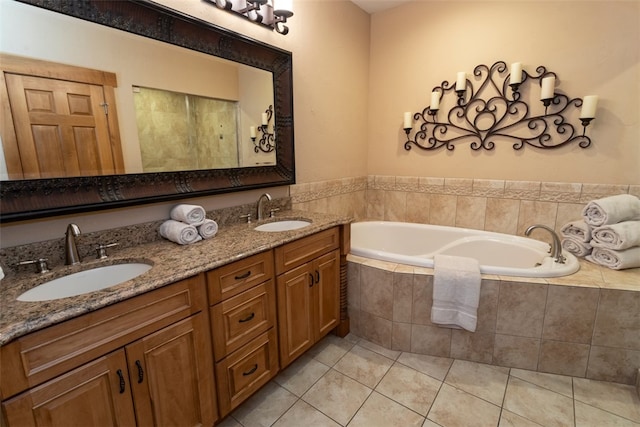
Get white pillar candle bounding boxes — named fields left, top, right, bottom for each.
left=456, top=72, right=466, bottom=91
left=403, top=112, right=412, bottom=128
left=430, top=91, right=440, bottom=110
left=540, top=76, right=555, bottom=100
left=250, top=126, right=257, bottom=138
left=580, top=95, right=598, bottom=119
left=261, top=113, right=269, bottom=125
left=510, top=62, right=522, bottom=85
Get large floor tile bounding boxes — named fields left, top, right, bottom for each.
left=509, top=368, right=573, bottom=398
left=396, top=351, right=453, bottom=381
left=498, top=409, right=543, bottom=427
left=273, top=400, right=341, bottom=427
left=503, top=377, right=574, bottom=427
left=274, top=354, right=330, bottom=397
left=231, top=381, right=298, bottom=427
left=574, top=401, right=638, bottom=427
left=573, top=377, right=640, bottom=423
left=333, top=344, right=394, bottom=388
left=375, top=363, right=442, bottom=416
left=348, top=391, right=425, bottom=427
left=357, top=337, right=402, bottom=360
left=307, top=334, right=356, bottom=367
left=427, top=383, right=501, bottom=427
left=444, top=359, right=509, bottom=406
left=302, top=369, right=372, bottom=426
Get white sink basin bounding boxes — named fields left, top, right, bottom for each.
left=254, top=220, right=311, bottom=232
left=18, top=263, right=152, bottom=302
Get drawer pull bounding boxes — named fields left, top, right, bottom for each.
left=135, top=360, right=144, bottom=383
left=239, top=312, right=256, bottom=323
left=116, top=369, right=126, bottom=394
left=242, top=364, right=258, bottom=376
left=235, top=271, right=252, bottom=280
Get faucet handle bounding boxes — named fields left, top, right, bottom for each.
left=240, top=213, right=252, bottom=224
left=269, top=208, right=280, bottom=218
left=96, top=242, right=119, bottom=259
left=17, top=258, right=50, bottom=274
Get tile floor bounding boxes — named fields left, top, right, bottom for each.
left=218, top=334, right=640, bottom=427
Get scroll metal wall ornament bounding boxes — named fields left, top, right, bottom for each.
left=252, top=105, right=275, bottom=153
left=402, top=61, right=598, bottom=151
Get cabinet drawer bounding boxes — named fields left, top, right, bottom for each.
left=215, top=329, right=278, bottom=416
left=210, top=280, right=276, bottom=361
left=207, top=251, right=274, bottom=305
left=1, top=274, right=206, bottom=400
left=274, top=227, right=339, bottom=275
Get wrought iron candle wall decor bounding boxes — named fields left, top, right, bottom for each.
left=402, top=61, right=598, bottom=151
left=205, top=0, right=294, bottom=35
left=251, top=105, right=275, bottom=153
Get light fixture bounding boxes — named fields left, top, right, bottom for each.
left=206, top=0, right=294, bottom=35
left=251, top=105, right=275, bottom=153
left=402, top=61, right=597, bottom=151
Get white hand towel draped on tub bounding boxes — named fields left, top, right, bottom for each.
left=431, top=254, right=481, bottom=332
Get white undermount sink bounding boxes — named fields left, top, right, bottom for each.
left=254, top=220, right=311, bottom=232
left=17, top=263, right=152, bottom=302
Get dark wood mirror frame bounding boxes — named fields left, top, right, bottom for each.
left=0, top=0, right=295, bottom=223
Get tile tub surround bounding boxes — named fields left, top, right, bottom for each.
left=290, top=175, right=640, bottom=242
left=0, top=209, right=351, bottom=346
left=347, top=255, right=640, bottom=385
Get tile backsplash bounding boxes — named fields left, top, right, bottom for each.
left=291, top=175, right=639, bottom=243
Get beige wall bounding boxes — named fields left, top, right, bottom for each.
left=367, top=1, right=639, bottom=185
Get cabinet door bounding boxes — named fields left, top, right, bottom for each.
left=277, top=262, right=314, bottom=367
left=125, top=313, right=217, bottom=427
left=314, top=250, right=341, bottom=339
left=2, top=350, right=136, bottom=427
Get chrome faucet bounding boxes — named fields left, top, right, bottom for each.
left=525, top=224, right=566, bottom=264
left=65, top=223, right=82, bottom=265
left=256, top=193, right=272, bottom=221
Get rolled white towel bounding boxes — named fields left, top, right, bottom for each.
left=591, top=221, right=640, bottom=250
left=560, top=220, right=592, bottom=243
left=170, top=204, right=206, bottom=226
left=582, top=194, right=640, bottom=227
left=589, top=246, right=640, bottom=270
left=198, top=219, right=219, bottom=239
left=561, top=237, right=592, bottom=258
left=159, top=220, right=202, bottom=245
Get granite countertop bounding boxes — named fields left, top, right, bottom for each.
left=0, top=210, right=352, bottom=346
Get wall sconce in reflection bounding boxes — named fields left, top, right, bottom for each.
left=251, top=105, right=275, bottom=153
left=207, top=0, right=294, bottom=35
left=402, top=61, right=598, bottom=151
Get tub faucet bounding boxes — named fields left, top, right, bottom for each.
left=256, top=193, right=272, bottom=221
left=525, top=224, right=565, bottom=264
left=65, top=223, right=82, bottom=265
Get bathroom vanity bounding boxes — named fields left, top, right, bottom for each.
left=0, top=212, right=351, bottom=426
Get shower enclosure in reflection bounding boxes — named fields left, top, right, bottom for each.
left=133, top=87, right=240, bottom=172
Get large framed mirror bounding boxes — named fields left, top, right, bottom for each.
left=0, top=0, right=294, bottom=222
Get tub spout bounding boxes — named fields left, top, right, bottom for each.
left=525, top=224, right=566, bottom=264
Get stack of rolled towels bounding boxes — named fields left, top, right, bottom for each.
left=159, top=204, right=219, bottom=245
left=560, top=194, right=640, bottom=270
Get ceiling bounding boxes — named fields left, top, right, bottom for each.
left=351, top=0, right=411, bottom=14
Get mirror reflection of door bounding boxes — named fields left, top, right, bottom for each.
left=0, top=54, right=124, bottom=180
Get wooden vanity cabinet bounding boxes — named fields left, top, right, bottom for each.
left=1, top=274, right=218, bottom=427
left=275, top=227, right=341, bottom=368
left=207, top=250, right=279, bottom=417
